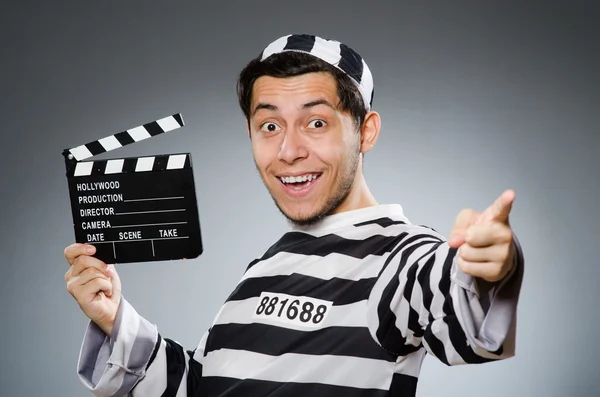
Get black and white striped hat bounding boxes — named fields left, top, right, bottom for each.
left=259, top=34, right=374, bottom=111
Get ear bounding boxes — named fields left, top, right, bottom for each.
left=359, top=111, right=381, bottom=154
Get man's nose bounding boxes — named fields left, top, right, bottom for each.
left=278, top=129, right=308, bottom=164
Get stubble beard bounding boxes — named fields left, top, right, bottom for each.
left=255, top=146, right=361, bottom=228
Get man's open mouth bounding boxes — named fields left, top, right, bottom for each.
left=278, top=173, right=322, bottom=190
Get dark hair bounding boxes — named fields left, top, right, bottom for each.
left=236, top=52, right=368, bottom=129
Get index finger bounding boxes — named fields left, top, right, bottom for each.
left=70, top=254, right=110, bottom=279
left=479, top=189, right=515, bottom=225
left=64, top=243, right=96, bottom=266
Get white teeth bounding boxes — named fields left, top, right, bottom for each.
left=280, top=174, right=318, bottom=184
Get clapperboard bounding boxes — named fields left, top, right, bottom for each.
left=62, top=114, right=203, bottom=264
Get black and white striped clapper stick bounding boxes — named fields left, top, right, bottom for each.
left=62, top=113, right=203, bottom=264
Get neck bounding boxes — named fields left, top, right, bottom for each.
left=331, top=171, right=378, bottom=215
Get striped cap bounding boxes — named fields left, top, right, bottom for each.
left=259, top=34, right=374, bottom=111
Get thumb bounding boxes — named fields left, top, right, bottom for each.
left=448, top=209, right=479, bottom=248
left=105, top=265, right=122, bottom=299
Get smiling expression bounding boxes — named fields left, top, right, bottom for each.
left=248, top=72, right=365, bottom=226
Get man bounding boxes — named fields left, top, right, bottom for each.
left=65, top=34, right=524, bottom=397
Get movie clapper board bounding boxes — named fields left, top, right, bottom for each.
left=62, top=114, right=203, bottom=264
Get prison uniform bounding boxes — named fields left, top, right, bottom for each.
left=77, top=204, right=523, bottom=397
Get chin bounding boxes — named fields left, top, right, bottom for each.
left=271, top=199, right=324, bottom=227
left=264, top=169, right=355, bottom=228
left=275, top=191, right=349, bottom=228
left=288, top=210, right=328, bottom=227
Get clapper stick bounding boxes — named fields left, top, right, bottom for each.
left=62, top=114, right=203, bottom=264
left=63, top=113, right=185, bottom=163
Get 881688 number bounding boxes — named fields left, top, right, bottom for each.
left=253, top=292, right=332, bottom=328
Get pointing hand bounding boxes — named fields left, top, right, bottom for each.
left=448, top=190, right=516, bottom=283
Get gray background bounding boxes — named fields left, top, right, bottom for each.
left=1, top=1, right=599, bottom=396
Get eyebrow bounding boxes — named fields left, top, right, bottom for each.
left=251, top=103, right=277, bottom=117
left=302, top=99, right=336, bottom=110
left=251, top=98, right=337, bottom=118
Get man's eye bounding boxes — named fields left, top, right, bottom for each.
left=308, top=119, right=326, bottom=129
left=260, top=122, right=281, bottom=133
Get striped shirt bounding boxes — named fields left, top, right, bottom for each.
left=77, top=204, right=524, bottom=397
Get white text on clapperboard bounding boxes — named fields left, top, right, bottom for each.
left=76, top=181, right=180, bottom=243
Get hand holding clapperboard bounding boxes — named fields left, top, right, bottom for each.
left=62, top=114, right=203, bottom=264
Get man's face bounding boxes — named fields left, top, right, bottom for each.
left=248, top=72, right=362, bottom=226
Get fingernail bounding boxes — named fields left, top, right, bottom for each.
left=87, top=246, right=95, bottom=254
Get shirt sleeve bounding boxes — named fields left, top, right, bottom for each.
left=77, top=296, right=206, bottom=396
left=366, top=228, right=524, bottom=365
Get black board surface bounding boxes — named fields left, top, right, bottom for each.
left=62, top=114, right=203, bottom=264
